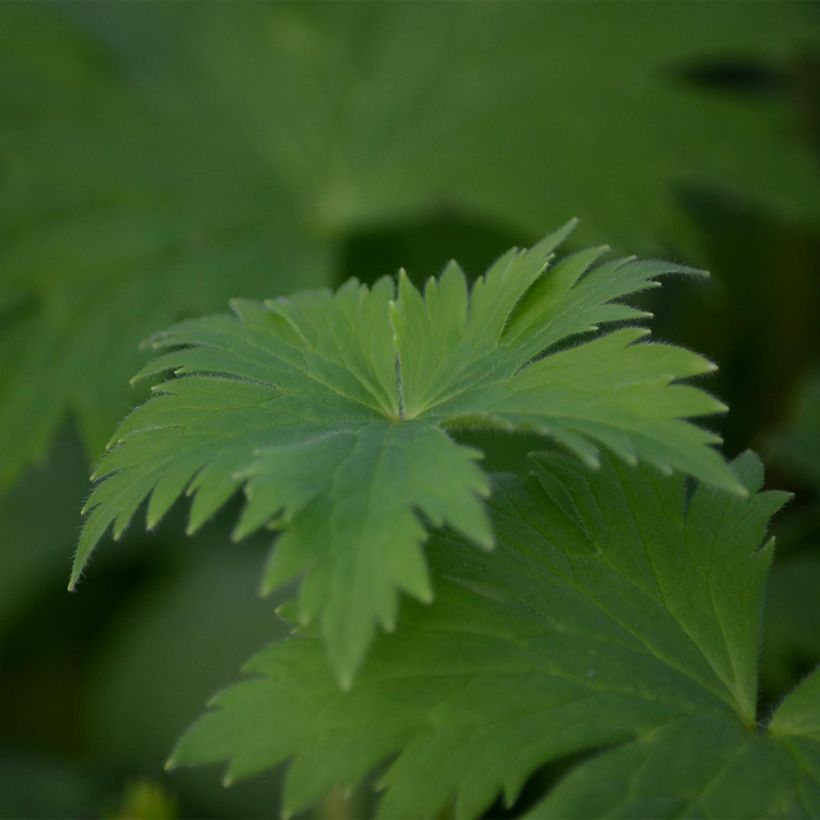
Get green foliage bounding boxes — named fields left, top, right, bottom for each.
left=764, top=555, right=820, bottom=695
left=770, top=373, right=820, bottom=493
left=72, top=224, right=742, bottom=684
left=2, top=1, right=819, bottom=491
left=0, top=5, right=332, bottom=493
left=108, top=780, right=176, bottom=820
left=168, top=452, right=820, bottom=818
left=763, top=374, right=820, bottom=696
left=3, top=7, right=818, bottom=817
left=0, top=432, right=87, bottom=641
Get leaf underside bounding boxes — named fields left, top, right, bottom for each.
left=170, top=452, right=820, bottom=820
left=73, top=222, right=743, bottom=684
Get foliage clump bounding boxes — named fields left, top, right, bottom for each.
left=76, top=224, right=738, bottom=685
left=69, top=227, right=820, bottom=816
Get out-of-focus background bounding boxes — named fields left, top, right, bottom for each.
left=0, top=3, right=818, bottom=817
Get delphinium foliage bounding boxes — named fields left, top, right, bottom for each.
left=1, top=3, right=819, bottom=818
left=73, top=227, right=820, bottom=817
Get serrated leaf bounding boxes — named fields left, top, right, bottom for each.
left=73, top=225, right=743, bottom=683
left=167, top=453, right=820, bottom=819
left=2, top=1, right=820, bottom=490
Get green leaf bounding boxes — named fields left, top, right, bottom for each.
left=73, top=225, right=743, bottom=684
left=2, top=1, right=819, bottom=490
left=168, top=453, right=819, bottom=819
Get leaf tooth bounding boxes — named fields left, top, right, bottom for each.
left=337, top=669, right=353, bottom=693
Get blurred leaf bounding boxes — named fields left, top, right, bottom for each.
left=108, top=780, right=176, bottom=820
left=90, top=547, right=286, bottom=766
left=75, top=228, right=740, bottom=685
left=0, top=431, right=86, bottom=641
left=0, top=757, right=110, bottom=820
left=761, top=372, right=820, bottom=698
left=763, top=554, right=820, bottom=696
left=90, top=542, right=288, bottom=818
left=168, top=452, right=815, bottom=819
left=770, top=372, right=820, bottom=493
left=1, top=2, right=819, bottom=489
left=0, top=5, right=333, bottom=493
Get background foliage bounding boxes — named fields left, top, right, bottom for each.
left=0, top=3, right=818, bottom=817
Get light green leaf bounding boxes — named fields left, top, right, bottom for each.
left=2, top=1, right=819, bottom=490
left=770, top=669, right=820, bottom=741
left=169, top=453, right=819, bottom=819
left=73, top=225, right=742, bottom=683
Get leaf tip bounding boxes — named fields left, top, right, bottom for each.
left=478, top=531, right=495, bottom=552
left=734, top=482, right=751, bottom=498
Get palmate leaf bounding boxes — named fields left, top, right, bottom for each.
left=168, top=453, right=820, bottom=819
left=73, top=224, right=742, bottom=685
left=2, top=1, right=819, bottom=491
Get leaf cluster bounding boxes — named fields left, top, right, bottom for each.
left=72, top=227, right=820, bottom=816
left=74, top=223, right=740, bottom=685
left=2, top=5, right=818, bottom=813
